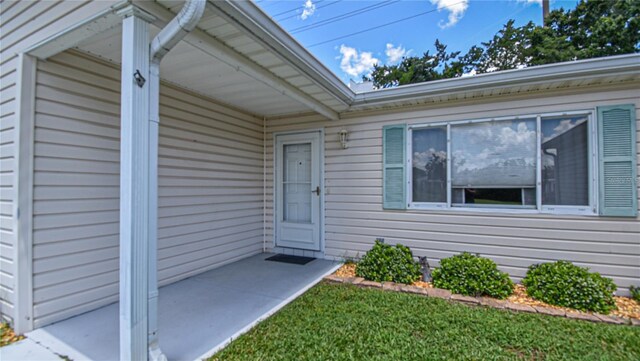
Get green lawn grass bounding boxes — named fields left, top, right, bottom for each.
left=212, top=282, right=640, bottom=361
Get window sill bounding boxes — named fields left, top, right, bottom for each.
left=408, top=203, right=597, bottom=216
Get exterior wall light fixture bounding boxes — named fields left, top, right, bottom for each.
left=338, top=129, right=348, bottom=149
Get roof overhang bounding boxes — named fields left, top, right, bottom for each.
left=205, top=0, right=640, bottom=116
left=348, top=53, right=640, bottom=112
left=24, top=0, right=640, bottom=119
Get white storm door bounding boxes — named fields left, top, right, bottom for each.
left=275, top=132, right=321, bottom=251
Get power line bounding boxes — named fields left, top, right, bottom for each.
left=290, top=1, right=399, bottom=34
left=466, top=5, right=527, bottom=44
left=308, top=1, right=466, bottom=48
left=289, top=0, right=396, bottom=33
left=276, top=0, right=341, bottom=22
left=257, top=1, right=285, bottom=10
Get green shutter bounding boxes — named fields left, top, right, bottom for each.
left=597, top=104, right=637, bottom=217
left=383, top=124, right=407, bottom=209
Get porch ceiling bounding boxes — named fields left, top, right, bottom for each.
left=72, top=0, right=350, bottom=119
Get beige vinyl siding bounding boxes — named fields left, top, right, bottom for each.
left=0, top=57, right=16, bottom=323
left=0, top=0, right=121, bottom=325
left=265, top=85, right=640, bottom=292
left=31, top=50, right=264, bottom=328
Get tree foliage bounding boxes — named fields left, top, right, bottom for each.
left=368, top=0, right=640, bottom=88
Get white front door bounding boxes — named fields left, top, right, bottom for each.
left=275, top=131, right=322, bottom=251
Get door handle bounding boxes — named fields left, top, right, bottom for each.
left=311, top=186, right=321, bottom=195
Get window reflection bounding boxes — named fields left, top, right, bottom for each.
left=451, top=119, right=537, bottom=188
left=412, top=127, right=447, bottom=203
left=541, top=116, right=589, bottom=206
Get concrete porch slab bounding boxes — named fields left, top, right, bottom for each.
left=7, top=253, right=339, bottom=361
left=0, top=338, right=61, bottom=361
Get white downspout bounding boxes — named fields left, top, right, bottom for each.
left=147, top=1, right=206, bottom=361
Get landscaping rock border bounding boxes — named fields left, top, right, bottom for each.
left=324, top=276, right=638, bottom=326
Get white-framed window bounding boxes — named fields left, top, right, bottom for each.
left=406, top=111, right=598, bottom=215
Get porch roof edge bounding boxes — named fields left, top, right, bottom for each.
left=221, top=1, right=639, bottom=115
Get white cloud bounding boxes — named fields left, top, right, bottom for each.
left=542, top=117, right=587, bottom=142
left=338, top=45, right=379, bottom=78
left=451, top=120, right=537, bottom=186
left=300, top=0, right=316, bottom=20
left=413, top=149, right=447, bottom=170
left=497, top=121, right=536, bottom=149
left=385, top=43, right=408, bottom=64
left=430, top=0, right=469, bottom=28
left=517, top=0, right=542, bottom=5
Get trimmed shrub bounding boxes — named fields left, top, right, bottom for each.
left=522, top=261, right=617, bottom=313
left=355, top=240, right=421, bottom=284
left=432, top=252, right=514, bottom=299
left=629, top=286, right=639, bottom=302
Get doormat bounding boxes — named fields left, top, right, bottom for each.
left=266, top=254, right=316, bottom=265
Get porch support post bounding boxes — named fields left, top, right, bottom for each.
left=13, top=53, right=36, bottom=334
left=118, top=6, right=154, bottom=361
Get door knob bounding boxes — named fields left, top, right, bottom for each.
left=311, top=186, right=320, bottom=195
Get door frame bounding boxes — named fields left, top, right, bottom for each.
left=273, top=129, right=325, bottom=253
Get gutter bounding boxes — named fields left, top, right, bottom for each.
left=147, top=1, right=206, bottom=361
left=351, top=53, right=640, bottom=108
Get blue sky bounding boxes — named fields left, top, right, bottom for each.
left=256, top=0, right=580, bottom=84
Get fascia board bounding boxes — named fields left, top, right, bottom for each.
left=352, top=54, right=640, bottom=107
